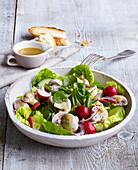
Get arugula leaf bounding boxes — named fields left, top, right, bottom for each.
left=32, top=68, right=59, bottom=87
left=67, top=65, right=94, bottom=85
left=53, top=90, right=71, bottom=103
left=64, top=75, right=77, bottom=87
left=17, top=96, right=23, bottom=99
left=104, top=81, right=124, bottom=95
left=40, top=121, right=74, bottom=135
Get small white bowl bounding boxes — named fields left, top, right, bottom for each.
left=5, top=67, right=136, bottom=148
left=6, top=41, right=53, bottom=69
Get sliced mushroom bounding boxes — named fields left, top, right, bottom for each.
left=13, top=99, right=29, bottom=110
left=52, top=111, right=67, bottom=126
left=61, top=114, right=79, bottom=132
left=48, top=79, right=63, bottom=91
left=113, top=95, right=128, bottom=106
left=54, top=98, right=71, bottom=113
left=48, top=79, right=63, bottom=86
left=91, top=105, right=108, bottom=123
left=87, top=85, right=98, bottom=97
left=23, top=92, right=38, bottom=105
left=77, top=75, right=89, bottom=86
left=47, top=96, right=54, bottom=106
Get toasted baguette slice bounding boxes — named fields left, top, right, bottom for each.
left=29, top=27, right=67, bottom=38
left=36, top=34, right=56, bottom=51
left=54, top=37, right=69, bottom=46
left=29, top=27, right=69, bottom=46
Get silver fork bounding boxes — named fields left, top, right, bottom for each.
left=80, top=50, right=136, bottom=67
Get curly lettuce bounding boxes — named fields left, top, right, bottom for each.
left=15, top=105, right=32, bottom=126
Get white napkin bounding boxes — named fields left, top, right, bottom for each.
left=0, top=44, right=81, bottom=88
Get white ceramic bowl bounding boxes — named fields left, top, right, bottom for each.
left=5, top=67, right=136, bottom=148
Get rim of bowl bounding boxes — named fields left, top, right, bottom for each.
left=13, top=40, right=53, bottom=58
left=5, top=67, right=136, bottom=141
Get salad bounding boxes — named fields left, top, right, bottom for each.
left=13, top=65, right=128, bottom=136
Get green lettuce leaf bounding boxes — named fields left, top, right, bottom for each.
left=32, top=68, right=59, bottom=87
left=95, top=106, right=125, bottom=131
left=104, top=81, right=124, bottom=95
left=39, top=104, right=57, bottom=120
left=53, top=90, right=71, bottom=103
left=32, top=111, right=46, bottom=130
left=16, top=112, right=30, bottom=127
left=40, top=121, right=74, bottom=135
left=67, top=65, right=94, bottom=85
left=16, top=105, right=32, bottom=119
left=92, top=81, right=104, bottom=89
left=64, top=75, right=77, bottom=87
left=103, top=110, right=125, bottom=129
left=70, top=82, right=86, bottom=107
left=85, top=94, right=92, bottom=109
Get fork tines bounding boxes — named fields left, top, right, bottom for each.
left=80, top=54, right=104, bottom=67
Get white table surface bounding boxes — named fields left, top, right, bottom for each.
left=0, top=0, right=138, bottom=169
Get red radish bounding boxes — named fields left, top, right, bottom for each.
left=83, top=121, right=96, bottom=134
left=75, top=106, right=90, bottom=119
left=99, top=99, right=117, bottom=104
left=29, top=117, right=33, bottom=128
left=103, top=86, right=118, bottom=96
left=37, top=89, right=51, bottom=99
left=31, top=102, right=40, bottom=110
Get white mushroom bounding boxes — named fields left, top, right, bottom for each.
left=52, top=111, right=67, bottom=126
left=61, top=114, right=79, bottom=132
left=13, top=99, right=29, bottom=110
left=87, top=85, right=98, bottom=97
left=54, top=98, right=71, bottom=113
left=48, top=79, right=63, bottom=86
left=77, top=75, right=89, bottom=86
left=113, top=95, right=128, bottom=106
left=48, top=79, right=63, bottom=91
left=47, top=96, right=54, bottom=106
left=91, top=105, right=108, bottom=123
left=23, top=92, right=38, bottom=105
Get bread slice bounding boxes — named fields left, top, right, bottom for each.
left=36, top=34, right=56, bottom=51
left=54, top=37, right=69, bottom=46
left=28, top=27, right=69, bottom=46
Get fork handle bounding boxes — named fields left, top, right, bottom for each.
left=103, top=54, right=133, bottom=61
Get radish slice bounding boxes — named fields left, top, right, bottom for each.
left=37, top=88, right=51, bottom=99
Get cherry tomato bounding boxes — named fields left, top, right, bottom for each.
left=31, top=102, right=40, bottom=110
left=83, top=121, right=96, bottom=134
left=103, top=86, right=118, bottom=96
left=99, top=99, right=117, bottom=104
left=29, top=117, right=33, bottom=128
left=75, top=106, right=90, bottom=119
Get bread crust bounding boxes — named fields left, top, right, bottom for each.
left=28, top=26, right=67, bottom=37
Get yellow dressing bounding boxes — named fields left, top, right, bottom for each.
left=17, top=47, right=44, bottom=56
